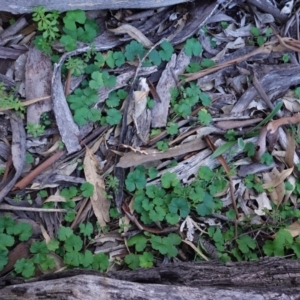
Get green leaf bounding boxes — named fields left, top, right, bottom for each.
left=105, top=51, right=115, bottom=68
left=60, top=34, right=77, bottom=51
left=0, top=233, right=14, bottom=248
left=244, top=142, right=256, bottom=157
left=77, top=20, right=98, bottom=43
left=73, top=107, right=101, bottom=125
left=198, top=109, right=211, bottom=125
left=199, top=92, right=211, bottom=106
left=184, top=38, right=202, bottom=56
left=295, top=87, right=300, bottom=99
left=40, top=255, right=55, bottom=271
left=0, top=248, right=8, bottom=271
left=64, top=251, right=81, bottom=266
left=64, top=210, right=76, bottom=222
left=237, top=235, right=256, bottom=254
left=167, top=233, right=181, bottom=245
left=159, top=40, right=174, bottom=61
left=94, top=52, right=105, bottom=67
left=125, top=169, right=147, bottom=192
left=149, top=206, right=166, bottom=222
left=89, top=71, right=104, bottom=89
left=57, top=226, right=73, bottom=241
left=106, top=108, right=122, bottom=125
left=79, top=250, right=94, bottom=267
left=148, top=167, right=158, bottom=179
left=79, top=222, right=93, bottom=238
left=7, top=221, right=32, bottom=241
left=174, top=101, right=191, bottom=118
left=30, top=241, right=49, bottom=255
left=14, top=258, right=35, bottom=278
left=196, top=192, right=215, bottom=216
left=211, top=141, right=236, bottom=158
left=63, top=10, right=86, bottom=30
left=161, top=172, right=179, bottom=189
left=47, top=239, right=60, bottom=251
left=166, top=213, right=180, bottom=225
left=106, top=91, right=121, bottom=108
left=282, top=53, right=290, bottom=63
left=26, top=152, right=34, bottom=164
left=166, top=122, right=178, bottom=135
left=156, top=140, right=169, bottom=151
left=92, top=253, right=109, bottom=272
left=60, top=186, right=78, bottom=200
left=201, top=58, right=215, bottom=68
left=257, top=36, right=266, bottom=46
left=265, top=27, right=273, bottom=37
left=125, top=253, right=140, bottom=269
left=80, top=182, right=94, bottom=197
left=65, top=234, right=83, bottom=252
left=198, top=166, right=214, bottom=182
left=186, top=62, right=201, bottom=73
left=102, top=71, right=116, bottom=87
left=188, top=186, right=205, bottom=203
left=125, top=40, right=145, bottom=61
left=139, top=251, right=154, bottom=268
left=150, top=235, right=169, bottom=255
left=251, top=27, right=260, bottom=37
left=113, top=51, right=125, bottom=67
left=149, top=49, right=162, bottom=66
left=0, top=216, right=15, bottom=233
left=260, top=152, right=274, bottom=166
left=127, top=234, right=147, bottom=252
left=169, top=198, right=190, bottom=218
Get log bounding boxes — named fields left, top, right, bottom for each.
left=0, top=0, right=193, bottom=14
left=1, top=257, right=300, bottom=299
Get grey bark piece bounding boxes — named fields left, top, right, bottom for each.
left=246, top=0, right=287, bottom=22
left=26, top=47, right=53, bottom=124
left=0, top=113, right=26, bottom=203
left=2, top=258, right=300, bottom=299
left=51, top=64, right=81, bottom=154
left=151, top=54, right=177, bottom=128
left=232, top=65, right=300, bottom=113
left=0, top=17, right=27, bottom=40
left=151, top=50, right=190, bottom=128
left=1, top=275, right=295, bottom=300
left=0, top=0, right=194, bottom=14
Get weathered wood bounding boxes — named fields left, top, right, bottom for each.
left=2, top=257, right=300, bottom=299
left=2, top=274, right=298, bottom=300
left=0, top=0, right=193, bottom=14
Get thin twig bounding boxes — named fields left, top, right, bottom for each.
left=0, top=204, right=67, bottom=212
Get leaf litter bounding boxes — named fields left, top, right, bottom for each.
left=1, top=0, right=300, bottom=278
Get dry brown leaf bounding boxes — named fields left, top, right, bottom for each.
left=120, top=144, right=148, bottom=155
left=84, top=146, right=110, bottom=227
left=284, top=221, right=300, bottom=238
left=44, top=194, right=66, bottom=203
left=285, top=133, right=295, bottom=168
left=251, top=192, right=272, bottom=216
left=181, top=240, right=209, bottom=261
left=262, top=167, right=294, bottom=189
left=263, top=168, right=285, bottom=205
left=109, top=24, right=153, bottom=48
left=40, top=223, right=51, bottom=243
left=267, top=113, right=300, bottom=133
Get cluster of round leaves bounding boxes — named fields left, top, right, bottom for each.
left=125, top=232, right=181, bottom=269
left=125, top=165, right=225, bottom=227
left=1, top=215, right=108, bottom=278
left=0, top=216, right=32, bottom=272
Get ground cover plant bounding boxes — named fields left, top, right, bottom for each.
left=1, top=0, right=300, bottom=281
